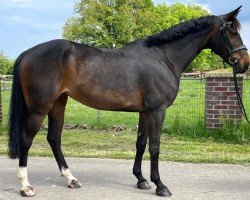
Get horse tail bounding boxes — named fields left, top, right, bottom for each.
left=8, top=50, right=28, bottom=159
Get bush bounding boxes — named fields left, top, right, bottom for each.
left=0, top=52, right=14, bottom=75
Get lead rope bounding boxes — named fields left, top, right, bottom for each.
left=233, top=66, right=250, bottom=124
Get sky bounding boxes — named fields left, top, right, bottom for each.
left=0, top=0, right=249, bottom=58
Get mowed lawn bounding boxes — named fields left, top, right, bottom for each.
left=0, top=129, right=249, bottom=164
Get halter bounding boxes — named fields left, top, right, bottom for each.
left=218, top=18, right=250, bottom=124
left=218, top=19, right=248, bottom=65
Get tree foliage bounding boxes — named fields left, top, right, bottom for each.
left=63, top=1, right=224, bottom=71
left=63, top=0, right=155, bottom=48
left=0, top=52, right=14, bottom=75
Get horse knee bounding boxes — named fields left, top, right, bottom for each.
left=149, top=146, right=159, bottom=158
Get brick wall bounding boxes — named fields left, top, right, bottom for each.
left=205, top=76, right=243, bottom=130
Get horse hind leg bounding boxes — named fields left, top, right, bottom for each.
left=148, top=107, right=172, bottom=197
left=133, top=113, right=151, bottom=190
left=47, top=94, right=81, bottom=188
left=19, top=109, right=49, bottom=197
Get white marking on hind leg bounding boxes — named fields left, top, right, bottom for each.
left=18, top=167, right=31, bottom=189
left=61, top=168, right=81, bottom=188
left=18, top=167, right=36, bottom=196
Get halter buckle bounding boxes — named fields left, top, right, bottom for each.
left=229, top=56, right=238, bottom=65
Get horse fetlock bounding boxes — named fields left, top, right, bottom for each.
left=20, top=185, right=36, bottom=197
left=68, top=179, right=82, bottom=188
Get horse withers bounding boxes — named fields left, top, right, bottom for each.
left=8, top=7, right=249, bottom=197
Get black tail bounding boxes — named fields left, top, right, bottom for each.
left=8, top=50, right=28, bottom=159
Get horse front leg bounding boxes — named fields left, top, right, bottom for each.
left=133, top=112, right=151, bottom=190
left=148, top=107, right=172, bottom=197
left=47, top=94, right=81, bottom=189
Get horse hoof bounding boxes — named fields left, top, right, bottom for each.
left=137, top=181, right=151, bottom=190
left=20, top=186, right=36, bottom=197
left=68, top=179, right=82, bottom=188
left=156, top=187, right=172, bottom=197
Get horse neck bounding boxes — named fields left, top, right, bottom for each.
left=161, top=28, right=211, bottom=76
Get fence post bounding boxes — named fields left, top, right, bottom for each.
left=205, top=72, right=243, bottom=130
left=96, top=109, right=101, bottom=124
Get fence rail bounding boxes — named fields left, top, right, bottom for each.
left=0, top=76, right=249, bottom=128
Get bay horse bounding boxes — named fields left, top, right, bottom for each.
left=8, top=7, right=249, bottom=197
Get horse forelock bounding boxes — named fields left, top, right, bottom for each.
left=145, top=15, right=217, bottom=47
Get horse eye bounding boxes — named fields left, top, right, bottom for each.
left=231, top=31, right=238, bottom=37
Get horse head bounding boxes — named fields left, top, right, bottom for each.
left=210, top=6, right=249, bottom=74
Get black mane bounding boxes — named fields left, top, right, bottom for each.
left=146, top=15, right=216, bottom=46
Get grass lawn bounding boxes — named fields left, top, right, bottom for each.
left=0, top=129, right=249, bottom=164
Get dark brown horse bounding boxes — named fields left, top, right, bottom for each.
left=8, top=7, right=249, bottom=197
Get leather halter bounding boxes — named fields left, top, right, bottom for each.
left=218, top=19, right=248, bottom=65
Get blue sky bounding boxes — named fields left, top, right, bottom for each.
left=0, top=0, right=249, bottom=58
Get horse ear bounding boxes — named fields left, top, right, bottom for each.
left=223, top=6, right=242, bottom=21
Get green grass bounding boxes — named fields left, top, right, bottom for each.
left=0, top=129, right=249, bottom=164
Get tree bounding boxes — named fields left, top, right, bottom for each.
left=63, top=1, right=224, bottom=71
left=63, top=0, right=156, bottom=48
left=0, top=52, right=14, bottom=75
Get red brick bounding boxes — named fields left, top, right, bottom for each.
left=208, top=92, right=223, bottom=97
left=221, top=92, right=236, bottom=96
left=236, top=110, right=243, bottom=115
left=213, top=95, right=229, bottom=100
left=205, top=105, right=213, bottom=109
left=207, top=109, right=220, bottom=114
left=228, top=87, right=238, bottom=91
left=205, top=115, right=214, bottom=119
left=228, top=105, right=240, bottom=109
left=228, top=77, right=243, bottom=82
left=220, top=100, right=235, bottom=105
left=206, top=87, right=214, bottom=92
left=229, top=96, right=237, bottom=100
left=206, top=82, right=221, bottom=86
left=206, top=118, right=220, bottom=124
left=229, top=115, right=242, bottom=120
left=214, top=77, right=230, bottom=82
left=206, top=100, right=220, bottom=105
left=214, top=87, right=228, bottom=91
left=221, top=110, right=235, bottom=115
left=214, top=105, right=228, bottom=109
left=222, top=82, right=235, bottom=86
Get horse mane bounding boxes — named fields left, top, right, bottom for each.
left=146, top=15, right=217, bottom=47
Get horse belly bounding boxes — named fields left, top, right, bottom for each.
left=67, top=85, right=144, bottom=112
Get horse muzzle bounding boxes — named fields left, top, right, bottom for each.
left=233, top=58, right=250, bottom=74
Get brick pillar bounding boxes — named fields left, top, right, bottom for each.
left=205, top=75, right=243, bottom=130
